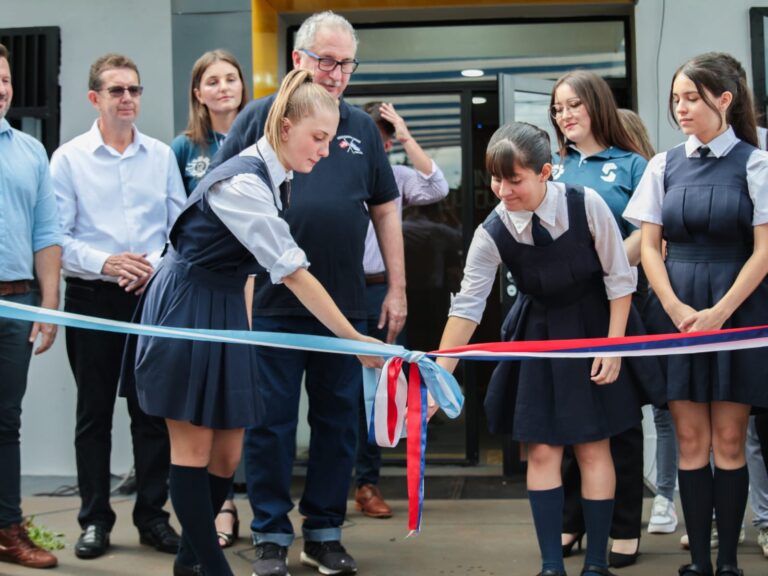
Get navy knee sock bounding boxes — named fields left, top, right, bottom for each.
left=678, top=465, right=714, bottom=572
left=177, top=472, right=234, bottom=567
left=582, top=498, right=613, bottom=573
left=169, top=464, right=233, bottom=576
left=714, top=466, right=748, bottom=569
left=528, top=486, right=565, bottom=572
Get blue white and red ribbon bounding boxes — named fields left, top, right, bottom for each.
left=8, top=299, right=768, bottom=534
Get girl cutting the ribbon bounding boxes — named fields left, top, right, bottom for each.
left=120, top=69, right=381, bottom=576
left=435, top=121, right=661, bottom=576
left=624, top=52, right=768, bottom=576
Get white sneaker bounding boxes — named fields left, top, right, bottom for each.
left=648, top=495, right=678, bottom=534
left=679, top=523, right=744, bottom=549
left=757, top=527, right=768, bottom=558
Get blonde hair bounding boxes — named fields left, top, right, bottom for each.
left=184, top=49, right=248, bottom=149
left=264, top=69, right=338, bottom=156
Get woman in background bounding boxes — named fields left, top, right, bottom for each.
left=549, top=71, right=651, bottom=569
left=172, top=49, right=247, bottom=195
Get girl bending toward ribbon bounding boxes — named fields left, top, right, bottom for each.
left=436, top=122, right=656, bottom=576
left=624, top=52, right=768, bottom=576
left=120, top=69, right=380, bottom=576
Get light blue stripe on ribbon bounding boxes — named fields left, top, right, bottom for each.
left=1, top=299, right=464, bottom=416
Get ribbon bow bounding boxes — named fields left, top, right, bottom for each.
left=363, top=351, right=463, bottom=534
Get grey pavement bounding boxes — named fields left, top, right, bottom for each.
left=3, top=494, right=768, bottom=576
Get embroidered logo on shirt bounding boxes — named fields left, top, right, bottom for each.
left=337, top=135, right=363, bottom=155
left=186, top=155, right=211, bottom=178
left=551, top=164, right=565, bottom=180
left=600, top=162, right=618, bottom=183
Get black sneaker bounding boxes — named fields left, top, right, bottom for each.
left=300, top=541, right=357, bottom=575
left=252, top=542, right=290, bottom=576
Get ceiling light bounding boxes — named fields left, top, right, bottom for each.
left=461, top=69, right=484, bottom=78
left=472, top=96, right=487, bottom=105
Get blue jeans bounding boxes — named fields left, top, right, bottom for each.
left=0, top=292, right=36, bottom=528
left=653, top=407, right=678, bottom=501
left=747, top=416, right=768, bottom=528
left=355, top=283, right=387, bottom=487
left=244, top=315, right=365, bottom=546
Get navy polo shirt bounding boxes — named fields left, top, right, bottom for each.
left=212, top=95, right=399, bottom=319
left=552, top=146, right=647, bottom=238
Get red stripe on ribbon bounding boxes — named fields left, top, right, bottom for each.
left=406, top=361, right=423, bottom=533
left=387, top=357, right=403, bottom=445
left=431, top=323, right=768, bottom=355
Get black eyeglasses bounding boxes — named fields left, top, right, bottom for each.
left=100, top=85, right=144, bottom=98
left=299, top=49, right=359, bottom=74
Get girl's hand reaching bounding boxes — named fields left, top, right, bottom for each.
left=355, top=333, right=385, bottom=368
left=591, top=356, right=621, bottom=385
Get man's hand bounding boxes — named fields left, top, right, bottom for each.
left=379, top=103, right=412, bottom=144
left=28, top=321, right=57, bottom=355
left=378, top=286, right=407, bottom=343
left=103, top=252, right=153, bottom=289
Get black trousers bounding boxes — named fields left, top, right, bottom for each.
left=64, top=278, right=170, bottom=531
left=562, top=425, right=644, bottom=539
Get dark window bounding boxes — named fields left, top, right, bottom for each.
left=0, top=26, right=61, bottom=156
left=751, top=8, right=768, bottom=127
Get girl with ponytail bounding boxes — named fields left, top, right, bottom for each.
left=624, top=52, right=768, bottom=576
left=121, top=68, right=380, bottom=576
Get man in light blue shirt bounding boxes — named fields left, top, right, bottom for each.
left=50, top=53, right=185, bottom=561
left=0, top=42, right=61, bottom=569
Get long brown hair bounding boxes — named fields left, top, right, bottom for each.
left=618, top=108, right=655, bottom=160
left=264, top=69, right=338, bottom=158
left=184, top=49, right=248, bottom=149
left=669, top=52, right=758, bottom=148
left=549, top=70, right=644, bottom=159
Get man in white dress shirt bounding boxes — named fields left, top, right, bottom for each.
left=50, top=53, right=186, bottom=561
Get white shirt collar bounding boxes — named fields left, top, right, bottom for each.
left=84, top=119, right=144, bottom=156
left=684, top=125, right=737, bottom=158
left=504, top=181, right=558, bottom=234
left=253, top=136, right=291, bottom=189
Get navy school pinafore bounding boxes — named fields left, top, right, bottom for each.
left=483, top=186, right=665, bottom=445
left=120, top=154, right=281, bottom=429
left=642, top=141, right=768, bottom=407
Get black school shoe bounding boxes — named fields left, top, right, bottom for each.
left=139, top=519, right=182, bottom=554
left=300, top=540, right=357, bottom=575
left=74, top=524, right=110, bottom=559
left=173, top=559, right=205, bottom=575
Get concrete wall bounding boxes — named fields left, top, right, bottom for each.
left=2, top=0, right=175, bottom=475
left=635, top=0, right=757, bottom=153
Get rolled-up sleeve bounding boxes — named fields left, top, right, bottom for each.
left=31, top=148, right=62, bottom=251
left=448, top=225, right=500, bottom=323
left=207, top=173, right=309, bottom=284
left=622, top=152, right=666, bottom=228
left=747, top=149, right=768, bottom=226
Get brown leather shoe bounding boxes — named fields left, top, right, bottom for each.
left=0, top=523, right=58, bottom=568
left=354, top=484, right=393, bottom=518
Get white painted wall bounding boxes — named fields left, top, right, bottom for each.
left=2, top=0, right=175, bottom=475
left=635, top=0, right=756, bottom=153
